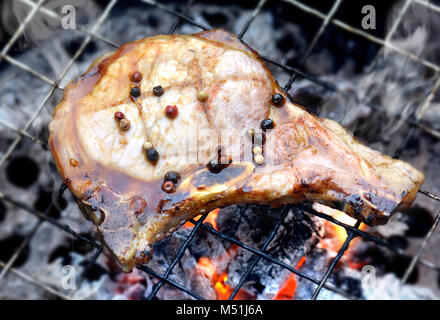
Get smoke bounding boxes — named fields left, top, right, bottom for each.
left=305, top=1, right=440, bottom=145
left=359, top=1, right=439, bottom=132
left=1, top=0, right=27, bottom=45
left=2, top=0, right=99, bottom=42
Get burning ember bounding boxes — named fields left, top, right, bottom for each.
left=197, top=258, right=232, bottom=300
left=313, top=203, right=367, bottom=253
left=183, top=203, right=372, bottom=300
left=196, top=245, right=253, bottom=300
left=114, top=269, right=149, bottom=300
left=273, top=256, right=306, bottom=300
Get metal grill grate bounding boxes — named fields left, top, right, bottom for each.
left=0, top=0, right=439, bottom=300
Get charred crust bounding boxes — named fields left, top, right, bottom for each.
left=365, top=215, right=375, bottom=225
left=331, top=201, right=344, bottom=211
left=156, top=199, right=171, bottom=213
left=300, top=180, right=309, bottom=188
left=347, top=194, right=364, bottom=207
left=134, top=241, right=153, bottom=264
left=82, top=189, right=95, bottom=201
left=347, top=194, right=364, bottom=218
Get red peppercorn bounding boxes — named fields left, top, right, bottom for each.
left=131, top=71, right=142, bottom=83
left=162, top=181, right=176, bottom=193
left=165, top=105, right=178, bottom=119
left=114, top=111, right=125, bottom=121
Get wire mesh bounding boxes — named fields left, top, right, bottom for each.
left=0, top=0, right=438, bottom=301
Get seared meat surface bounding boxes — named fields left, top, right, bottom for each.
left=49, top=29, right=424, bottom=272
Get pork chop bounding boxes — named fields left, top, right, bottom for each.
left=49, top=29, right=425, bottom=272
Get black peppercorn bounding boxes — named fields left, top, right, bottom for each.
left=130, top=86, right=141, bottom=98
left=153, top=85, right=164, bottom=97
left=164, top=171, right=180, bottom=185
left=146, top=148, right=159, bottom=164
left=271, top=93, right=285, bottom=106
left=207, top=159, right=223, bottom=174
left=260, top=118, right=275, bottom=131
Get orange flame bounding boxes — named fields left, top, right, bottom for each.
left=196, top=246, right=251, bottom=300
left=273, top=256, right=306, bottom=300
left=184, top=208, right=220, bottom=230
left=197, top=257, right=216, bottom=279
left=313, top=203, right=367, bottom=252
left=214, top=273, right=232, bottom=300
left=274, top=275, right=297, bottom=300
left=194, top=203, right=369, bottom=301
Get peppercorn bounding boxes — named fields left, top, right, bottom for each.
left=207, top=159, right=223, bottom=174
left=246, top=129, right=255, bottom=139
left=146, top=147, right=159, bottom=164
left=131, top=71, right=142, bottom=83
left=271, top=93, right=285, bottom=106
left=114, top=111, right=125, bottom=121
left=130, top=86, right=141, bottom=98
left=153, top=85, right=164, bottom=97
left=254, top=154, right=265, bottom=165
left=165, top=105, right=178, bottom=118
left=252, top=146, right=263, bottom=155
left=69, top=159, right=79, bottom=167
left=164, top=171, right=180, bottom=185
left=162, top=181, right=176, bottom=193
left=260, top=118, right=275, bottom=131
left=197, top=91, right=209, bottom=102
left=142, top=141, right=153, bottom=151
left=119, top=118, right=131, bottom=131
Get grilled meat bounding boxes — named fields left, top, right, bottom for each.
left=49, top=29, right=425, bottom=272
